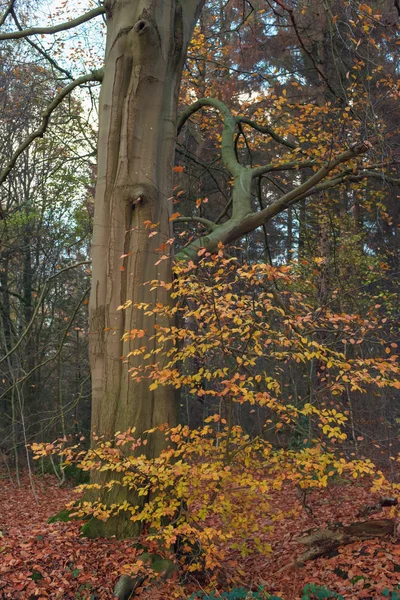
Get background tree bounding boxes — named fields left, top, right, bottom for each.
left=0, top=16, right=95, bottom=481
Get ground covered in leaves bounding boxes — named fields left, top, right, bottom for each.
left=0, top=471, right=399, bottom=599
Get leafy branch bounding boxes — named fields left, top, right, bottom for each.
left=10, top=8, right=73, bottom=79
left=176, top=98, right=374, bottom=260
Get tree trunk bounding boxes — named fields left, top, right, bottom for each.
left=88, top=0, right=204, bottom=538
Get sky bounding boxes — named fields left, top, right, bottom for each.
left=33, top=0, right=105, bottom=73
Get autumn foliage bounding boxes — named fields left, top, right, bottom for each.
left=1, top=1, right=400, bottom=597
left=31, top=252, right=400, bottom=594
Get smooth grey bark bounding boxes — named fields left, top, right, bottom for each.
left=88, top=0, right=205, bottom=537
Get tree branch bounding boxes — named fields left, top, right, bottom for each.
left=11, top=9, right=73, bottom=79
left=0, top=6, right=105, bottom=40
left=178, top=97, right=243, bottom=177
left=0, top=261, right=90, bottom=367
left=177, top=96, right=377, bottom=263
left=174, top=216, right=217, bottom=231
left=252, top=141, right=372, bottom=224
left=237, top=116, right=297, bottom=149
left=0, top=70, right=103, bottom=188
left=289, top=167, right=400, bottom=205
left=176, top=141, right=373, bottom=260
left=215, top=198, right=233, bottom=223
left=252, top=158, right=316, bottom=177
left=0, top=0, right=15, bottom=27
left=357, top=170, right=400, bottom=185
left=187, top=53, right=271, bottom=84
left=178, top=98, right=313, bottom=185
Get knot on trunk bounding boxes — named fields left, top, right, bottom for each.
left=132, top=9, right=161, bottom=57
left=114, top=184, right=153, bottom=206
left=134, top=19, right=150, bottom=35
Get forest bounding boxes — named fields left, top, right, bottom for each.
left=0, top=0, right=399, bottom=598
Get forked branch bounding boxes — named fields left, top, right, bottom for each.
left=238, top=116, right=297, bottom=149
left=176, top=98, right=376, bottom=260
left=0, top=0, right=15, bottom=27
left=0, top=69, right=103, bottom=188
left=11, top=8, right=73, bottom=79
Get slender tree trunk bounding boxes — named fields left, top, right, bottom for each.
left=298, top=197, right=306, bottom=256
left=22, top=240, right=37, bottom=409
left=286, top=206, right=293, bottom=262
left=88, top=0, right=204, bottom=538
left=0, top=253, right=12, bottom=431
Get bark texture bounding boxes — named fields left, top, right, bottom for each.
left=88, top=0, right=204, bottom=537
left=279, top=518, right=397, bottom=571
left=297, top=518, right=396, bottom=562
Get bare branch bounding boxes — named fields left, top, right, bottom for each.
left=237, top=116, right=297, bottom=149
left=175, top=146, right=230, bottom=205
left=174, top=216, right=217, bottom=231
left=0, top=6, right=105, bottom=40
left=11, top=8, right=73, bottom=79
left=0, top=262, right=90, bottom=367
left=187, top=53, right=271, bottom=84
left=288, top=167, right=400, bottom=204
left=357, top=170, right=400, bottom=185
left=215, top=198, right=233, bottom=223
left=253, top=141, right=372, bottom=223
left=0, top=0, right=15, bottom=27
left=0, top=69, right=103, bottom=188
left=252, top=158, right=316, bottom=177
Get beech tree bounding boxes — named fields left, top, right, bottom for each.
left=1, top=0, right=399, bottom=539
left=0, top=0, right=206, bottom=538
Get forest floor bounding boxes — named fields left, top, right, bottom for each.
left=0, top=471, right=399, bottom=599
